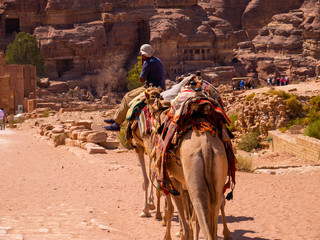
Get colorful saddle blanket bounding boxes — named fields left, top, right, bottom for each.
left=151, top=88, right=236, bottom=196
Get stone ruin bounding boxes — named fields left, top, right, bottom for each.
left=38, top=118, right=119, bottom=154
left=0, top=52, right=37, bottom=114
left=0, top=0, right=238, bottom=97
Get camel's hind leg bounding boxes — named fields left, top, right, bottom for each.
left=182, top=154, right=224, bottom=240
left=156, top=188, right=163, bottom=221
left=221, top=196, right=232, bottom=240
left=163, top=194, right=174, bottom=240
left=172, top=186, right=193, bottom=240
left=136, top=149, right=151, bottom=217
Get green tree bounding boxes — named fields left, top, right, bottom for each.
left=5, top=32, right=46, bottom=77
left=126, top=56, right=143, bottom=91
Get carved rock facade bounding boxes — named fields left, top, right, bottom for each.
left=0, top=0, right=319, bottom=97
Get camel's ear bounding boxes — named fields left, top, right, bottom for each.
left=158, top=100, right=170, bottom=109
left=145, top=90, right=150, bottom=100
left=156, top=98, right=162, bottom=110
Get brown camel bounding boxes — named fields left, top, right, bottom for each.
left=145, top=87, right=233, bottom=240
left=127, top=122, right=160, bottom=218
left=166, top=130, right=231, bottom=240
left=125, top=88, right=169, bottom=219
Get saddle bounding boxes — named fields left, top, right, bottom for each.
left=125, top=87, right=168, bottom=149
left=151, top=81, right=236, bottom=198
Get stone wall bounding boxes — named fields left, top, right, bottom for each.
left=0, top=54, right=37, bottom=114
left=268, top=130, right=320, bottom=162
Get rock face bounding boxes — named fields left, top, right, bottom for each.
left=35, top=23, right=107, bottom=80
left=1, top=0, right=319, bottom=96
left=157, top=0, right=198, bottom=8
left=207, top=0, right=251, bottom=31
left=241, top=0, right=304, bottom=39
left=235, top=0, right=320, bottom=83
left=150, top=6, right=235, bottom=79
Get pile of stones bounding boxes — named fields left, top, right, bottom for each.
left=234, top=94, right=289, bottom=136
left=38, top=119, right=119, bottom=154
left=222, top=91, right=312, bottom=137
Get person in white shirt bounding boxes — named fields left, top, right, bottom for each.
left=0, top=108, right=5, bottom=130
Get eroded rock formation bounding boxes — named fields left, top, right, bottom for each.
left=235, top=0, right=320, bottom=83
left=1, top=0, right=319, bottom=97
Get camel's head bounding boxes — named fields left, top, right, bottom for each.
left=145, top=87, right=170, bottom=125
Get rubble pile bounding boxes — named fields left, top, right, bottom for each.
left=38, top=119, right=119, bottom=154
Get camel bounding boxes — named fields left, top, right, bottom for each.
left=125, top=89, right=169, bottom=219
left=125, top=85, right=233, bottom=239
left=145, top=87, right=233, bottom=240
left=125, top=88, right=186, bottom=239
left=165, top=131, right=232, bottom=240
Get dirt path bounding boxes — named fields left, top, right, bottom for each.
left=1, top=128, right=320, bottom=240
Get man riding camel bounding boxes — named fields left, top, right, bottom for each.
left=104, top=44, right=165, bottom=131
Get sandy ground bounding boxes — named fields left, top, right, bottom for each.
left=240, top=80, right=320, bottom=97
left=0, top=80, right=320, bottom=240
left=1, top=124, right=320, bottom=240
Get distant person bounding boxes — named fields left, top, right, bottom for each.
left=104, top=44, right=165, bottom=131
left=267, top=78, right=271, bottom=86
left=280, top=77, right=285, bottom=86
left=276, top=78, right=280, bottom=86
left=0, top=108, right=5, bottom=130
left=240, top=80, right=244, bottom=90
left=270, top=77, right=274, bottom=85
left=285, top=76, right=289, bottom=85
left=232, top=81, right=236, bottom=90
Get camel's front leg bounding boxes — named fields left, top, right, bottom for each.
left=136, top=151, right=151, bottom=217
left=148, top=170, right=156, bottom=211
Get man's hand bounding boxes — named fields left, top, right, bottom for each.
left=140, top=77, right=146, bottom=84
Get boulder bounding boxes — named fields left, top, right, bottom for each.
left=70, top=129, right=83, bottom=140
left=85, top=143, right=107, bottom=154
left=78, top=130, right=95, bottom=141
left=99, top=140, right=120, bottom=149
left=39, top=78, right=50, bottom=88
left=86, top=132, right=107, bottom=143
left=52, top=126, right=65, bottom=133
left=76, top=120, right=93, bottom=129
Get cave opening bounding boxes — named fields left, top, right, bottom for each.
left=5, top=18, right=20, bottom=34
left=56, top=59, right=74, bottom=78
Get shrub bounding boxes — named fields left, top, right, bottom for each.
left=54, top=133, right=68, bottom=147
left=286, top=96, right=300, bottom=115
left=8, top=118, right=24, bottom=128
left=238, top=131, right=260, bottom=152
left=266, top=137, right=273, bottom=143
left=126, top=57, right=143, bottom=91
left=42, top=110, right=50, bottom=117
left=235, top=154, right=253, bottom=172
left=268, top=90, right=292, bottom=99
left=287, top=117, right=304, bottom=128
left=245, top=92, right=255, bottom=101
left=304, top=96, right=320, bottom=123
left=305, top=119, right=320, bottom=139
left=67, top=89, right=74, bottom=96
left=5, top=32, right=46, bottom=77
left=309, top=95, right=320, bottom=112
left=227, top=113, right=238, bottom=132
left=302, top=105, right=310, bottom=112
left=279, top=127, right=287, bottom=133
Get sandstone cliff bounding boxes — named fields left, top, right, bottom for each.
left=234, top=0, right=320, bottom=83
left=1, top=0, right=320, bottom=96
